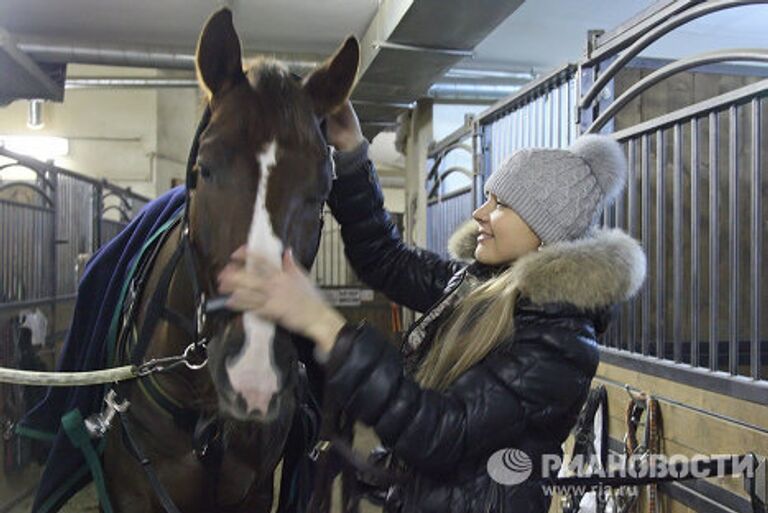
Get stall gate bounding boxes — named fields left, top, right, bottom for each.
left=0, top=147, right=149, bottom=476
left=427, top=1, right=767, bottom=511
left=0, top=147, right=148, bottom=311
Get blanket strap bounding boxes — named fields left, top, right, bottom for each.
left=61, top=410, right=114, bottom=513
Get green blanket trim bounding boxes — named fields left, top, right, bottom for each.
left=61, top=410, right=114, bottom=513
left=106, top=210, right=183, bottom=367
left=15, top=425, right=56, bottom=442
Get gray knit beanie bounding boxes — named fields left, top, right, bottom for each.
left=483, top=134, right=627, bottom=244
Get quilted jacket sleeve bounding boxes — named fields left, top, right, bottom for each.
left=326, top=142, right=465, bottom=313
left=322, top=311, right=600, bottom=476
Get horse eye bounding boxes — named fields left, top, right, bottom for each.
left=198, top=164, right=213, bottom=181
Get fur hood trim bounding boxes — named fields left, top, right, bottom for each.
left=447, top=220, right=646, bottom=310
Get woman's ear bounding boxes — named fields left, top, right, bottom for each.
left=302, top=37, right=360, bottom=116
left=195, top=8, right=245, bottom=98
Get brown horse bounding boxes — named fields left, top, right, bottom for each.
left=102, top=9, right=359, bottom=512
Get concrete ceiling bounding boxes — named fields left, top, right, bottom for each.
left=0, top=0, right=527, bottom=137
left=0, top=0, right=379, bottom=54
left=3, top=0, right=768, bottom=135
left=3, top=0, right=768, bottom=75
left=467, top=0, right=768, bottom=73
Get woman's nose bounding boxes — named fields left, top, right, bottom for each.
left=472, top=199, right=491, bottom=221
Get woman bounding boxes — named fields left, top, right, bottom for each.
left=217, top=103, right=646, bottom=513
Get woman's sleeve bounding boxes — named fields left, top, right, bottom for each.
left=321, top=320, right=599, bottom=476
left=326, top=141, right=465, bottom=313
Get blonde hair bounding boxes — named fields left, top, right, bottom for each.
left=414, top=266, right=520, bottom=390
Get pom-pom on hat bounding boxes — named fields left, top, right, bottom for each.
left=483, top=134, right=627, bottom=244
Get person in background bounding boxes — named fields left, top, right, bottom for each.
left=217, top=102, right=646, bottom=513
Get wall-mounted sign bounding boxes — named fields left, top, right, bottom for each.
left=324, top=288, right=375, bottom=307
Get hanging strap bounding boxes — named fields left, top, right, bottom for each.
left=118, top=409, right=182, bottom=513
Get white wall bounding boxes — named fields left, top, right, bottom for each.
left=0, top=67, right=402, bottom=207
left=0, top=65, right=163, bottom=198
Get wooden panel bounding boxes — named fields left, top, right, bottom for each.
left=593, top=362, right=767, bottom=503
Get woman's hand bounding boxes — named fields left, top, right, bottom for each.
left=217, top=246, right=346, bottom=354
left=327, top=100, right=365, bottom=152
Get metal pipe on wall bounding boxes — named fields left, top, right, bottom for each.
left=18, top=37, right=320, bottom=72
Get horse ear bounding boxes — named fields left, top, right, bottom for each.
left=196, top=8, right=244, bottom=98
left=303, top=36, right=360, bottom=116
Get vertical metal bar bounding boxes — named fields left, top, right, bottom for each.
left=673, top=123, right=683, bottom=363
left=31, top=210, right=37, bottom=298
left=614, top=137, right=627, bottom=349
left=627, top=138, right=637, bottom=352
left=524, top=103, right=531, bottom=148
left=1, top=203, right=6, bottom=299
left=555, top=85, right=562, bottom=148
left=547, top=88, right=557, bottom=148
left=750, top=98, right=762, bottom=380
left=728, top=105, right=739, bottom=376
left=471, top=127, right=478, bottom=211
left=642, top=134, right=651, bottom=356
left=568, top=77, right=581, bottom=141
left=708, top=112, right=719, bottom=371
left=539, top=95, right=546, bottom=146
left=529, top=101, right=535, bottom=147
left=537, top=94, right=544, bottom=147
left=50, top=167, right=58, bottom=321
left=655, top=129, right=665, bottom=359
left=690, top=116, right=701, bottom=368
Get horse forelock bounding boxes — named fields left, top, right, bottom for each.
left=245, top=61, right=323, bottom=151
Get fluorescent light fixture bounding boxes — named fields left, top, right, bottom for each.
left=0, top=135, right=69, bottom=161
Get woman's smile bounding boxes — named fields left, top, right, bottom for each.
left=477, top=231, right=493, bottom=243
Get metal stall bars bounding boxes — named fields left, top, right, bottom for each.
left=426, top=123, right=475, bottom=259
left=0, top=147, right=149, bottom=331
left=424, top=64, right=578, bottom=257
left=311, top=207, right=406, bottom=339
left=578, top=0, right=767, bottom=392
left=476, top=64, right=579, bottom=180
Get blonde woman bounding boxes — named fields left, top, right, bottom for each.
left=218, top=103, right=646, bottom=513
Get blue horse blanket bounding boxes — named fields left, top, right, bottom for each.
left=19, top=186, right=187, bottom=513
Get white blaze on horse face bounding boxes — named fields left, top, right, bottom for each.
left=226, top=140, right=282, bottom=416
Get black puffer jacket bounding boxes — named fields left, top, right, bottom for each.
left=321, top=143, right=646, bottom=513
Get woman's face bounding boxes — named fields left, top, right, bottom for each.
left=472, top=194, right=542, bottom=265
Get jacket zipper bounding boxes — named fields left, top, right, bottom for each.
left=398, top=267, right=468, bottom=355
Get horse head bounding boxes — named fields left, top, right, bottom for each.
left=189, top=8, right=359, bottom=421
